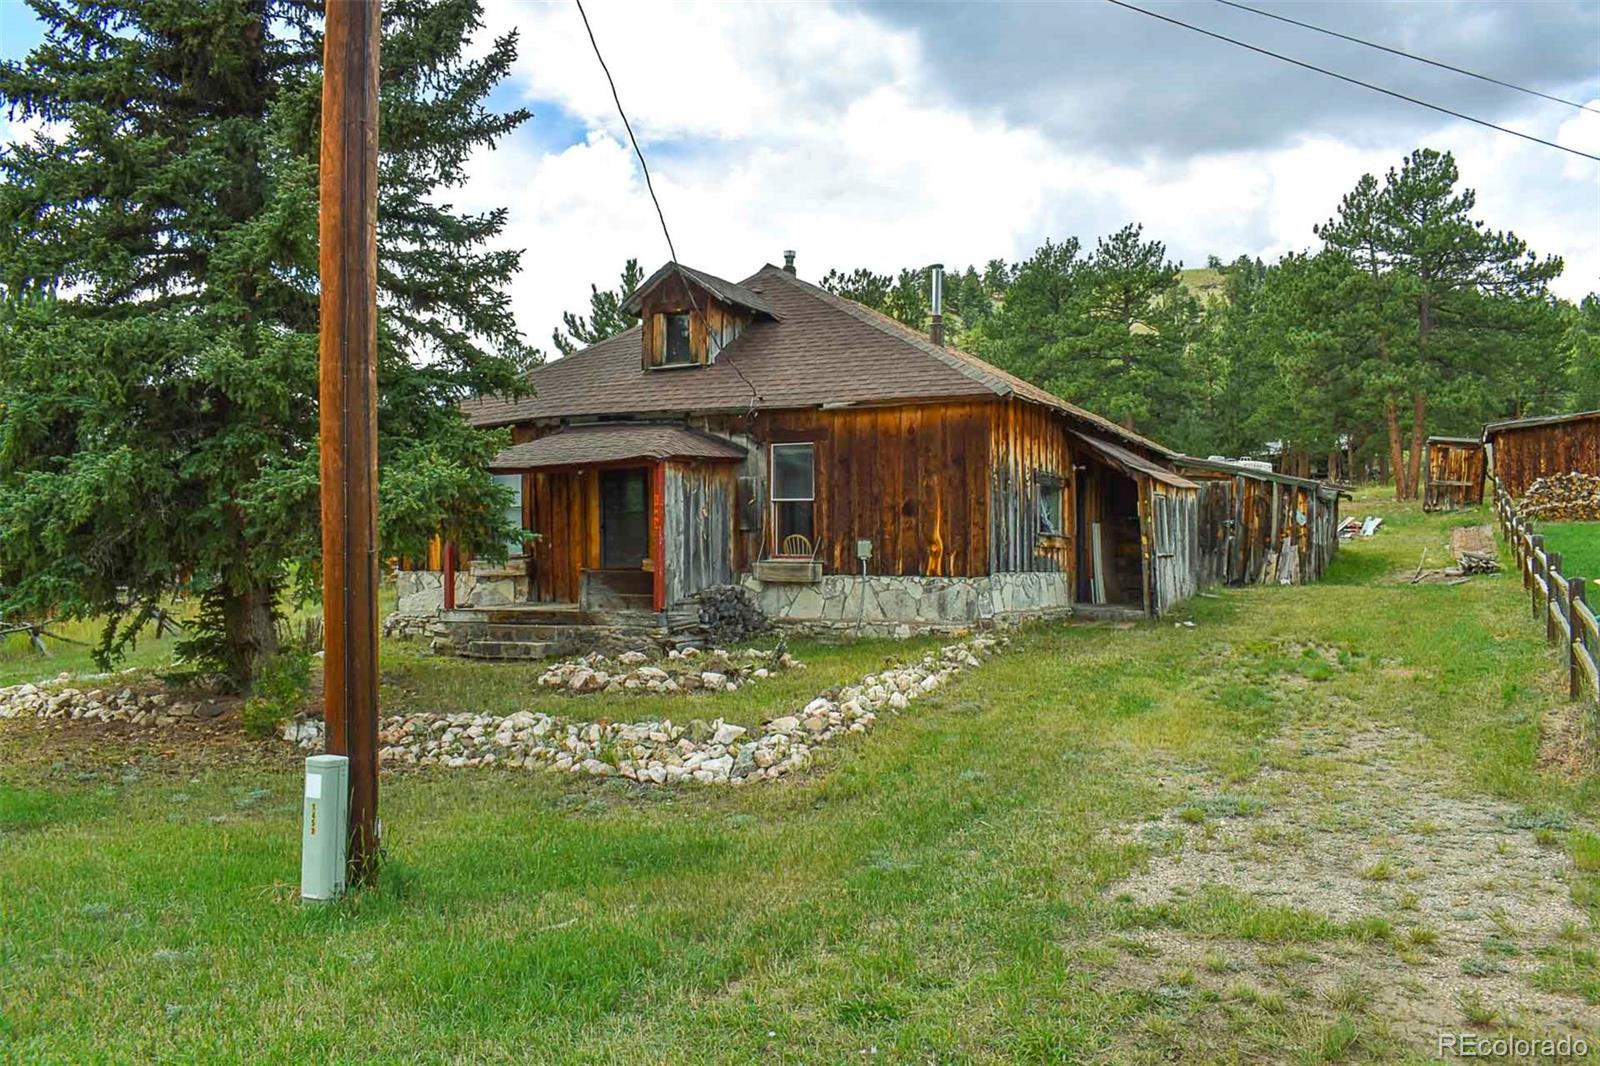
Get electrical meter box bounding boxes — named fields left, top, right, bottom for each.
left=301, top=754, right=349, bottom=901
left=855, top=539, right=873, bottom=561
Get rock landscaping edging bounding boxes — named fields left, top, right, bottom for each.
left=282, top=636, right=1005, bottom=786
left=534, top=645, right=802, bottom=695
left=0, top=674, right=209, bottom=725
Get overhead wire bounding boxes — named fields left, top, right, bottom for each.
left=572, top=0, right=764, bottom=412
left=1105, top=0, right=1600, bottom=163
left=1214, top=0, right=1600, bottom=116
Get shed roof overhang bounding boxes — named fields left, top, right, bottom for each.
left=488, top=423, right=746, bottom=472
left=1073, top=432, right=1198, bottom=491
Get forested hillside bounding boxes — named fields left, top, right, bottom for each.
left=822, top=149, right=1589, bottom=495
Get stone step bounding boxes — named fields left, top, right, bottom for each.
left=481, top=624, right=575, bottom=642
left=462, top=640, right=556, bottom=660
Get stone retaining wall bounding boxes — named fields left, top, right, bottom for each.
left=741, top=571, right=1072, bottom=637
left=395, top=564, right=527, bottom=614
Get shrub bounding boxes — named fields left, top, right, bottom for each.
left=240, top=651, right=313, bottom=738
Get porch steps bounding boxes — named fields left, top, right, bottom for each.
left=462, top=639, right=556, bottom=660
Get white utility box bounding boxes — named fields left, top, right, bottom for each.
left=301, top=754, right=349, bottom=901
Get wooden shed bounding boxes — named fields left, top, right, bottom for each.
left=1175, top=457, right=1344, bottom=586
left=1483, top=411, right=1600, bottom=499
left=1422, top=436, right=1486, bottom=512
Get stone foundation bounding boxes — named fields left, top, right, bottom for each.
left=394, top=562, right=529, bottom=615
left=740, top=571, right=1072, bottom=637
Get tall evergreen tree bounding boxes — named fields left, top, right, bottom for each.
left=552, top=257, right=642, bottom=356
left=0, top=0, right=533, bottom=687
left=1316, top=149, right=1561, bottom=498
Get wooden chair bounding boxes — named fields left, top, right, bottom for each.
left=780, top=533, right=813, bottom=558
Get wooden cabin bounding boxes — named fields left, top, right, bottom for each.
left=1175, top=457, right=1344, bottom=585
left=417, top=259, right=1204, bottom=646
left=1421, top=436, right=1486, bottom=511
left=1482, top=411, right=1600, bottom=498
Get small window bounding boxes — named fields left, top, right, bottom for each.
left=1153, top=492, right=1174, bottom=556
left=494, top=473, right=524, bottom=553
left=662, top=312, right=693, bottom=365
left=771, top=443, right=815, bottom=557
left=1037, top=475, right=1064, bottom=536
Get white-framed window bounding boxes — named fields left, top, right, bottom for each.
left=770, top=442, right=815, bottom=557
left=662, top=312, right=693, bottom=365
left=494, top=473, right=524, bottom=553
left=1037, top=474, right=1065, bottom=536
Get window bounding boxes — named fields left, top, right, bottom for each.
left=1037, top=475, right=1065, bottom=536
left=494, top=473, right=525, bottom=553
left=1153, top=492, right=1174, bottom=556
left=662, top=312, right=693, bottom=365
left=771, top=443, right=815, bottom=557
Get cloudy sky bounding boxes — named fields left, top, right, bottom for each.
left=3, top=1, right=1598, bottom=349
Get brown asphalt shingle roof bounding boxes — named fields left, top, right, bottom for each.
left=464, top=264, right=1172, bottom=457
left=487, top=423, right=745, bottom=471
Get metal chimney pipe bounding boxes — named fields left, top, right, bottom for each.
left=782, top=250, right=796, bottom=274
left=928, top=263, right=944, bottom=346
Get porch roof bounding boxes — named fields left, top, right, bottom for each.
left=1072, top=432, right=1198, bottom=491
left=488, top=423, right=746, bottom=472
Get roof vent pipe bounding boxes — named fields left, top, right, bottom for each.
left=928, top=263, right=944, bottom=347
left=782, top=250, right=796, bottom=275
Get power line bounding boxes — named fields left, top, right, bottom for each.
left=1215, top=0, right=1600, bottom=116
left=1106, top=0, right=1600, bottom=163
left=572, top=0, right=763, bottom=409
left=573, top=0, right=679, bottom=265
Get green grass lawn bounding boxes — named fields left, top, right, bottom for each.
left=2, top=496, right=1597, bottom=1062
left=1539, top=521, right=1600, bottom=582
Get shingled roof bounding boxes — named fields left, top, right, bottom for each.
left=488, top=423, right=745, bottom=472
left=464, top=264, right=1172, bottom=456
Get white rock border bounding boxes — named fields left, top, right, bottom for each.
left=283, top=636, right=1004, bottom=785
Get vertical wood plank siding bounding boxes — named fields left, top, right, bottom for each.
left=637, top=273, right=750, bottom=369
left=1423, top=440, right=1486, bottom=510
left=1487, top=418, right=1600, bottom=498
left=661, top=461, right=737, bottom=604
left=987, top=398, right=1074, bottom=579
left=740, top=402, right=995, bottom=577
left=525, top=467, right=600, bottom=603
left=1145, top=481, right=1199, bottom=614
left=1186, top=467, right=1342, bottom=585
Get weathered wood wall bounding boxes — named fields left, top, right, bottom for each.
left=661, top=461, right=737, bottom=604
left=524, top=466, right=601, bottom=603
left=1487, top=417, right=1600, bottom=498
left=638, top=272, right=751, bottom=369
left=724, top=402, right=995, bottom=578
left=1185, top=468, right=1341, bottom=586
left=1143, top=481, right=1199, bottom=615
left=1423, top=439, right=1486, bottom=511
left=988, top=398, right=1074, bottom=578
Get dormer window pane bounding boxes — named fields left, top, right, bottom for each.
left=663, top=312, right=693, bottom=364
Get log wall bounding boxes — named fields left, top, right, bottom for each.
left=1487, top=416, right=1600, bottom=499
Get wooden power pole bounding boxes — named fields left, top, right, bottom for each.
left=319, top=0, right=382, bottom=886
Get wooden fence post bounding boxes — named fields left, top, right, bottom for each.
left=1547, top=552, right=1562, bottom=642
left=1572, top=577, right=1586, bottom=702
left=1529, top=535, right=1544, bottom=621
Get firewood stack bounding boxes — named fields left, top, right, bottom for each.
left=1521, top=472, right=1600, bottom=522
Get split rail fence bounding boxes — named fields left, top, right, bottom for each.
left=1495, top=486, right=1600, bottom=710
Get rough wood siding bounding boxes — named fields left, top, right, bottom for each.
left=1187, top=470, right=1342, bottom=586
left=988, top=398, right=1073, bottom=577
left=736, top=403, right=994, bottom=578
left=525, top=468, right=601, bottom=603
left=1423, top=441, right=1486, bottom=510
left=1487, top=419, right=1600, bottom=498
left=662, top=461, right=737, bottom=603
left=638, top=273, right=750, bottom=370
left=1144, top=481, right=1198, bottom=615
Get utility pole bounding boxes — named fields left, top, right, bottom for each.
left=319, top=0, right=382, bottom=886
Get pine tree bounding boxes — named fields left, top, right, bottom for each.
left=0, top=0, right=533, bottom=688
left=552, top=257, right=642, bottom=356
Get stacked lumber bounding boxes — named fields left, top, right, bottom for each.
left=1521, top=472, right=1600, bottom=521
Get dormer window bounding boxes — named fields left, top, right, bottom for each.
left=663, top=313, right=693, bottom=366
